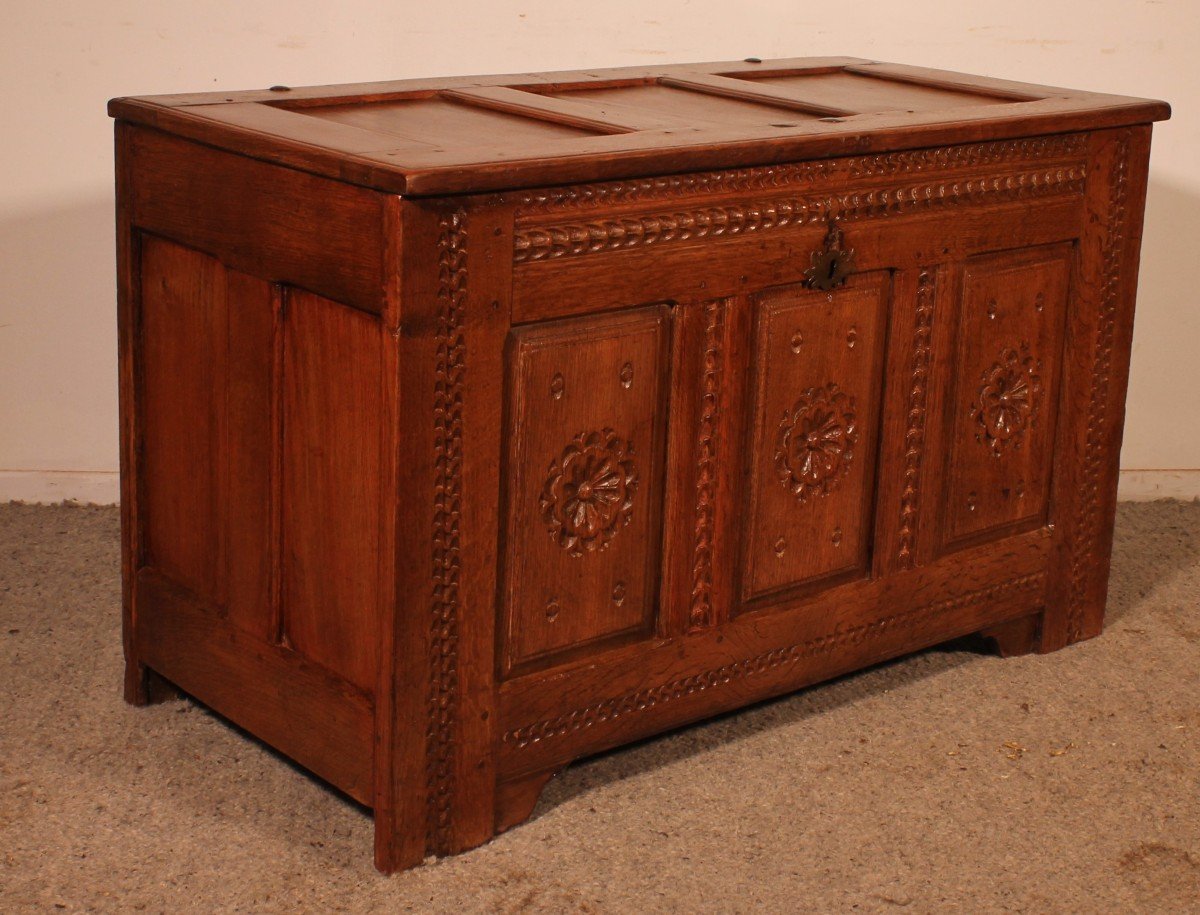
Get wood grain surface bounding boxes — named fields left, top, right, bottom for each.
left=112, top=61, right=1166, bottom=874
left=109, top=57, right=1168, bottom=194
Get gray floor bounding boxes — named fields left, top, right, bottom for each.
left=2, top=501, right=1198, bottom=913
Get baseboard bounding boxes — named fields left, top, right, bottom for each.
left=0, top=470, right=120, bottom=504
left=1117, top=470, right=1200, bottom=502
left=2, top=469, right=1197, bottom=506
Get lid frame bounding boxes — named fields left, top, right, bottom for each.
left=108, top=56, right=1170, bottom=197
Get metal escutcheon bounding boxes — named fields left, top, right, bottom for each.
left=804, top=222, right=856, bottom=292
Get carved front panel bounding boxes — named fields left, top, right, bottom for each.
left=940, top=243, right=1072, bottom=550
left=501, top=306, right=670, bottom=674
left=742, top=272, right=890, bottom=602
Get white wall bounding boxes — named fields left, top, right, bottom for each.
left=1, top=1, right=1196, bottom=503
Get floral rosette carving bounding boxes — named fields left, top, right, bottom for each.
left=540, top=429, right=637, bottom=557
left=775, top=383, right=858, bottom=502
left=974, top=344, right=1042, bottom=456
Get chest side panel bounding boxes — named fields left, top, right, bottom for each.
left=120, top=127, right=393, bottom=804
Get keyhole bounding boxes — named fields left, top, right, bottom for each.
left=825, top=256, right=840, bottom=283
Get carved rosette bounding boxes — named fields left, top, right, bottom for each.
left=775, top=384, right=858, bottom=502
left=540, top=429, right=637, bottom=557
left=973, top=344, right=1042, bottom=456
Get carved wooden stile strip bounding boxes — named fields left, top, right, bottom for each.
left=689, top=298, right=727, bottom=631
left=428, top=209, right=467, bottom=852
left=898, top=269, right=935, bottom=570
left=1066, top=131, right=1130, bottom=643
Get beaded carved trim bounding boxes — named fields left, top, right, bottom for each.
left=898, top=269, right=935, bottom=570
left=428, top=209, right=467, bottom=851
left=513, top=134, right=1088, bottom=215
left=512, top=165, right=1087, bottom=263
left=690, top=299, right=727, bottom=630
left=503, top=572, right=1045, bottom=750
left=1066, top=131, right=1131, bottom=642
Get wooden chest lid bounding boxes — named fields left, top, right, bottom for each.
left=109, top=56, right=1169, bottom=196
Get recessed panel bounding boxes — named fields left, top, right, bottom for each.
left=547, top=84, right=821, bottom=126
left=281, top=290, right=383, bottom=691
left=742, top=272, right=890, bottom=603
left=139, top=237, right=224, bottom=599
left=140, top=236, right=277, bottom=642
left=940, top=243, right=1072, bottom=551
left=502, top=306, right=671, bottom=674
left=298, top=97, right=598, bottom=147
left=728, top=71, right=1016, bottom=113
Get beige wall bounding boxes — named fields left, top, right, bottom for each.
left=1, top=1, right=1195, bottom=502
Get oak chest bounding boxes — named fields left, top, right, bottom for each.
left=109, top=57, right=1170, bottom=872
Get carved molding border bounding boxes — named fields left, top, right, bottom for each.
left=1066, top=132, right=1130, bottom=642
left=690, top=299, right=727, bottom=630
left=428, top=209, right=467, bottom=850
left=514, top=134, right=1088, bottom=215
left=898, top=269, right=935, bottom=570
left=503, top=572, right=1046, bottom=750
left=512, top=165, right=1087, bottom=264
